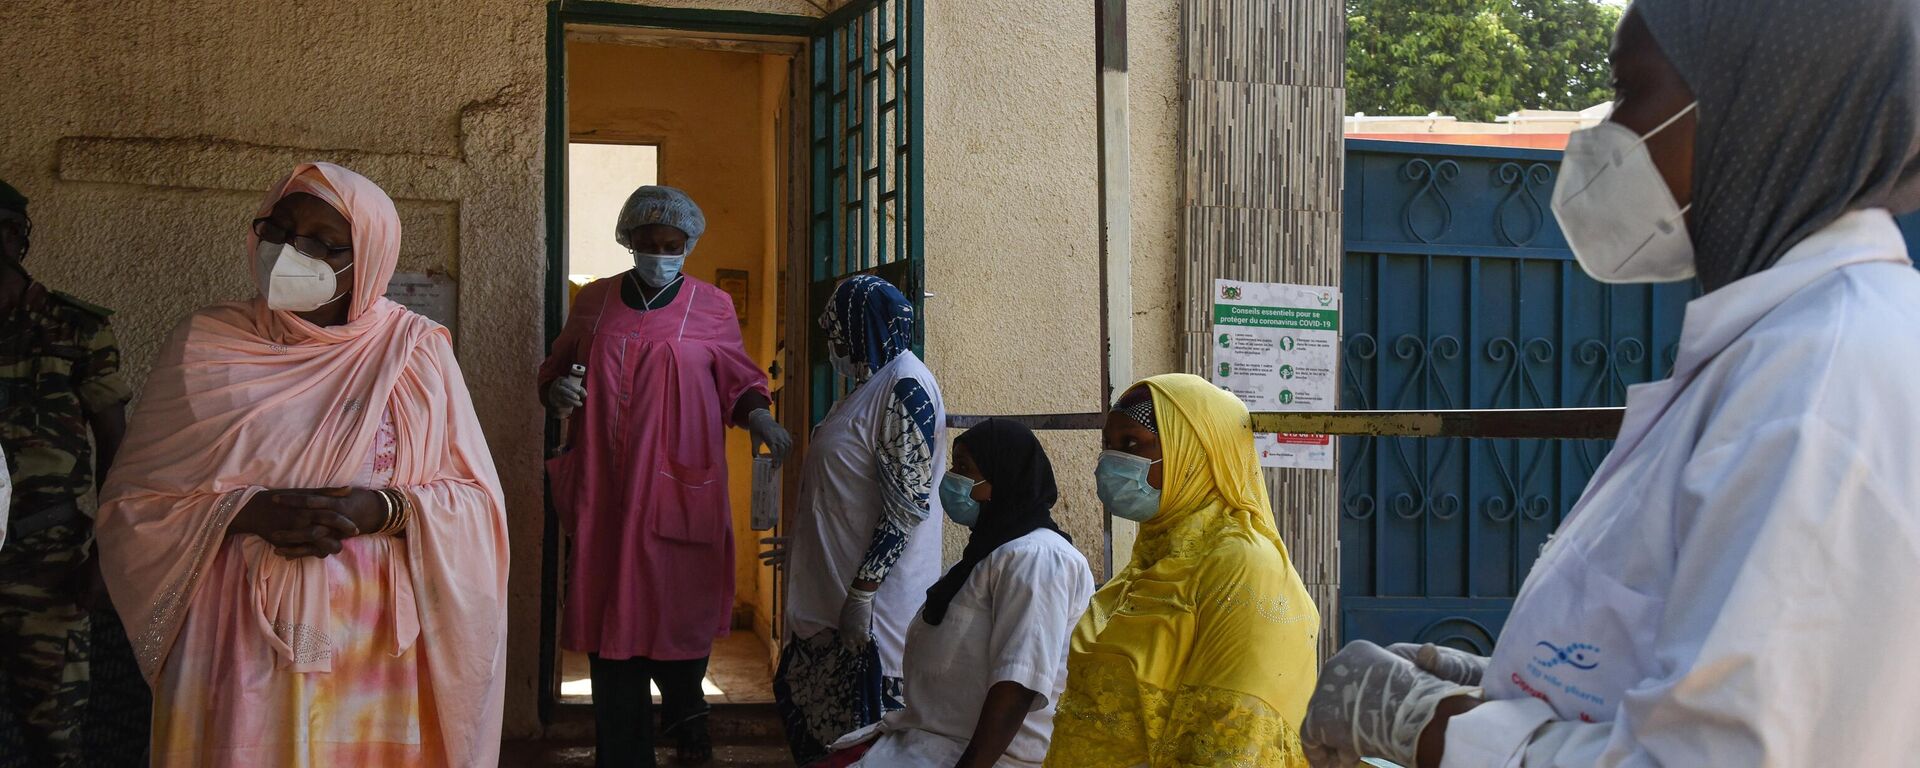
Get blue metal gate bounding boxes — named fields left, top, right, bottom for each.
left=1338, top=139, right=1920, bottom=652
left=1338, top=140, right=1694, bottom=652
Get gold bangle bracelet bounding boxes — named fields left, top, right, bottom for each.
left=375, top=488, right=397, bottom=534
left=379, top=489, right=403, bottom=535
left=388, top=489, right=411, bottom=534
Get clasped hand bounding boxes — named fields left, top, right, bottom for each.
left=230, top=487, right=390, bottom=559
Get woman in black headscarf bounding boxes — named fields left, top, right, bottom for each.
left=829, top=419, right=1093, bottom=768
left=1302, top=2, right=1920, bottom=766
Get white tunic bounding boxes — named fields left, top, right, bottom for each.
left=787, top=351, right=947, bottom=677
left=852, top=529, right=1094, bottom=768
left=1444, top=209, right=1920, bottom=767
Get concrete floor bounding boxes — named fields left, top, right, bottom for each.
left=501, top=699, right=793, bottom=767
left=497, top=741, right=794, bottom=767
left=559, top=632, right=776, bottom=706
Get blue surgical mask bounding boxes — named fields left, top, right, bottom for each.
left=632, top=252, right=686, bottom=288
left=940, top=473, right=981, bottom=527
left=1096, top=450, right=1162, bottom=522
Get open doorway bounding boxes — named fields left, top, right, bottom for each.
left=551, top=29, right=801, bottom=710
left=539, top=1, right=926, bottom=731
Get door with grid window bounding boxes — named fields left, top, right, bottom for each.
left=805, top=0, right=924, bottom=425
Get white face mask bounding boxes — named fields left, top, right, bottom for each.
left=255, top=240, right=350, bottom=312
left=1552, top=102, right=1699, bottom=284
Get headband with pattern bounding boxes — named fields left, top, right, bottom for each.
left=1120, top=400, right=1158, bottom=434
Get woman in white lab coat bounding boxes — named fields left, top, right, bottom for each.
left=775, top=275, right=947, bottom=767
left=1301, top=2, right=1920, bottom=766
left=833, top=419, right=1093, bottom=768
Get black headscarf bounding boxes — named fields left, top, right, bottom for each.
left=921, top=419, right=1069, bottom=626
left=1634, top=0, right=1920, bottom=290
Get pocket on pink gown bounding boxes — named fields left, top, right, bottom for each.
left=654, top=456, right=725, bottom=544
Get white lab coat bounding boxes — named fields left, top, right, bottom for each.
left=1444, top=209, right=1920, bottom=767
left=848, top=529, right=1094, bottom=767
left=787, top=351, right=947, bottom=677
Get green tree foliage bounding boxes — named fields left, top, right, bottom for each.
left=1347, top=0, right=1623, bottom=121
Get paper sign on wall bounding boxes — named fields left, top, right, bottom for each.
left=1212, top=279, right=1340, bottom=470
left=386, top=271, right=458, bottom=337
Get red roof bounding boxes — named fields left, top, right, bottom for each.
left=1345, top=133, right=1571, bottom=150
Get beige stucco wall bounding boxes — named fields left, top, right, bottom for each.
left=0, top=0, right=1185, bottom=738
left=924, top=0, right=1183, bottom=576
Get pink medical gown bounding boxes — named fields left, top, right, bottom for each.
left=540, top=275, right=769, bottom=661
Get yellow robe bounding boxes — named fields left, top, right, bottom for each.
left=1046, top=374, right=1320, bottom=768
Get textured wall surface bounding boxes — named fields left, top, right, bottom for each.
left=1181, top=0, right=1347, bottom=661
left=925, top=0, right=1183, bottom=578
left=0, top=0, right=1189, bottom=737
left=0, top=0, right=553, bottom=736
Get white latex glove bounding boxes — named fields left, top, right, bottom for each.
left=1388, top=642, right=1488, bottom=687
left=747, top=408, right=792, bottom=465
left=1300, top=640, right=1481, bottom=768
left=837, top=587, right=876, bottom=651
left=545, top=377, right=586, bottom=412
left=758, top=536, right=789, bottom=567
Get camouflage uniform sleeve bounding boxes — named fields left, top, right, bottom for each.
left=74, top=319, right=132, bottom=415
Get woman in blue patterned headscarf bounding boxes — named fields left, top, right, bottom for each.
left=772, top=275, right=948, bottom=767
left=821, top=275, right=916, bottom=377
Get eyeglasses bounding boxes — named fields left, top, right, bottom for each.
left=253, top=218, right=351, bottom=259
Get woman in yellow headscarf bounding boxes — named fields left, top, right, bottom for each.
left=1045, top=374, right=1320, bottom=767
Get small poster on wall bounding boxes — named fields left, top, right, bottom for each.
left=387, top=271, right=458, bottom=338
left=716, top=269, right=750, bottom=326
left=1212, top=279, right=1340, bottom=470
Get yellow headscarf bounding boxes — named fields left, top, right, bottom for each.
left=1046, top=374, right=1320, bottom=768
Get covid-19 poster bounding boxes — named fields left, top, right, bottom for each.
left=1212, top=279, right=1340, bottom=470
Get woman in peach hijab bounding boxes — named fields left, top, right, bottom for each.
left=94, top=162, right=509, bottom=767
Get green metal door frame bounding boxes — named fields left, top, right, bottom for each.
left=539, top=0, right=927, bottom=727
left=538, top=1, right=820, bottom=727
left=805, top=0, right=927, bottom=424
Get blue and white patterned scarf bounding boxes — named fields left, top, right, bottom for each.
left=822, top=275, right=914, bottom=374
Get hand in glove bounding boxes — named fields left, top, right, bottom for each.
left=1389, top=642, right=1488, bottom=687
left=747, top=408, right=793, bottom=465
left=545, top=377, right=587, bottom=412
left=758, top=536, right=789, bottom=567
left=837, top=587, right=877, bottom=651
left=1300, top=640, right=1481, bottom=768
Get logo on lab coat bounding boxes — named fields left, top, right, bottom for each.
left=1534, top=641, right=1601, bottom=670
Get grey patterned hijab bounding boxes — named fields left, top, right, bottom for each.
left=1634, top=0, right=1920, bottom=290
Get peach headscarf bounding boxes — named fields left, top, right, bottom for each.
left=96, top=163, right=509, bottom=764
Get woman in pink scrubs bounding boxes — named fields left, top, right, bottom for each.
left=540, top=186, right=792, bottom=767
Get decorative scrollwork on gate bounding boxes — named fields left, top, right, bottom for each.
left=1414, top=617, right=1498, bottom=656
left=1486, top=337, right=1555, bottom=407
left=1341, top=334, right=1381, bottom=521
left=1389, top=334, right=1463, bottom=520
left=1573, top=338, right=1647, bottom=473
left=1494, top=162, right=1555, bottom=247
left=1483, top=338, right=1555, bottom=522
left=1401, top=159, right=1461, bottom=244
left=1576, top=338, right=1646, bottom=407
